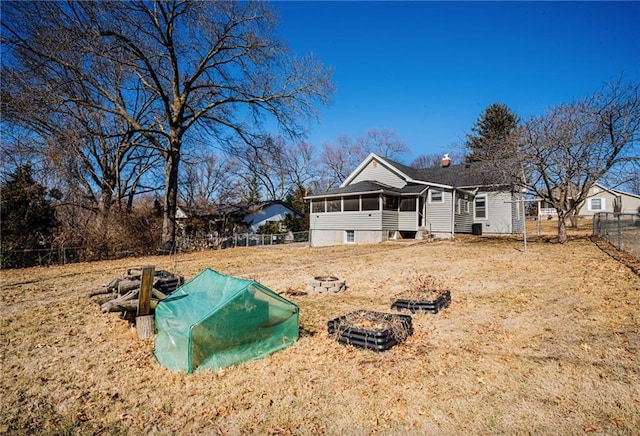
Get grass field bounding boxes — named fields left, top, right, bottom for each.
left=1, top=221, right=639, bottom=435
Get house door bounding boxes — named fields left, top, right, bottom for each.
left=418, top=196, right=425, bottom=227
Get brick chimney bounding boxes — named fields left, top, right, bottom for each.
left=442, top=153, right=451, bottom=168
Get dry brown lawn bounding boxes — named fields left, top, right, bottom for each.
left=1, top=220, right=639, bottom=435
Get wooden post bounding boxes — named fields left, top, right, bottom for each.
left=136, top=265, right=155, bottom=339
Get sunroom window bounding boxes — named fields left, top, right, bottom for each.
left=383, top=195, right=399, bottom=211
left=362, top=195, right=379, bottom=211
left=326, top=198, right=341, bottom=212
left=343, top=196, right=359, bottom=211
left=400, top=197, right=416, bottom=211
left=311, top=199, right=325, bottom=213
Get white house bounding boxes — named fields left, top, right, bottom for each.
left=305, top=153, right=525, bottom=247
left=538, top=183, right=640, bottom=218
left=243, top=200, right=303, bottom=233
left=176, top=201, right=302, bottom=235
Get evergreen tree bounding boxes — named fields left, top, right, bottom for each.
left=0, top=164, right=59, bottom=268
left=284, top=185, right=309, bottom=232
left=466, top=103, right=519, bottom=162
left=245, top=172, right=263, bottom=204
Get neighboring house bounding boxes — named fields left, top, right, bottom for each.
left=176, top=201, right=302, bottom=235
left=242, top=200, right=303, bottom=233
left=538, top=183, right=640, bottom=218
left=175, top=204, right=243, bottom=236
left=305, top=153, right=525, bottom=247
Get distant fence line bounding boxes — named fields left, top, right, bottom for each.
left=592, top=212, right=640, bottom=258
left=1, top=231, right=310, bottom=269
left=174, top=231, right=309, bottom=252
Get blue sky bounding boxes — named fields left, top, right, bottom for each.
left=273, top=1, right=640, bottom=162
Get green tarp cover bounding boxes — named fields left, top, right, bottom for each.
left=154, top=268, right=299, bottom=373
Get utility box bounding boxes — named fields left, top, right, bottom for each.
left=472, top=223, right=483, bottom=236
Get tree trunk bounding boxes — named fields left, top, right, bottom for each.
left=568, top=211, right=578, bottom=228
left=96, top=186, right=113, bottom=233
left=557, top=212, right=568, bottom=244
left=162, top=138, right=181, bottom=249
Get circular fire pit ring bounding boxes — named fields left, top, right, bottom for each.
left=307, top=276, right=347, bottom=293
left=314, top=276, right=339, bottom=282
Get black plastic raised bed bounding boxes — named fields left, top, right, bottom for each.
left=391, top=290, right=451, bottom=314
left=327, top=310, right=413, bottom=352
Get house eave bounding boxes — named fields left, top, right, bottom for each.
left=305, top=188, right=430, bottom=200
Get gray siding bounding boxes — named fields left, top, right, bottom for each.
left=454, top=193, right=473, bottom=233
left=351, top=160, right=406, bottom=188
left=425, top=190, right=453, bottom=233
left=310, top=211, right=383, bottom=231
left=581, top=187, right=640, bottom=216
left=382, top=211, right=399, bottom=230
left=399, top=212, right=418, bottom=231
left=476, top=190, right=513, bottom=234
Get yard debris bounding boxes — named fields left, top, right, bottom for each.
left=88, top=268, right=184, bottom=316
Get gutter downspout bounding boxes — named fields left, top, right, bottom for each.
left=451, top=189, right=456, bottom=238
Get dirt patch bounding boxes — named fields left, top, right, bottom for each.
left=1, top=224, right=639, bottom=434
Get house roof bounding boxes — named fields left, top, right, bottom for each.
left=383, top=156, right=523, bottom=189
left=595, top=182, right=640, bottom=200
left=317, top=181, right=428, bottom=198
left=177, top=201, right=302, bottom=219
left=309, top=153, right=524, bottom=199
left=242, top=200, right=303, bottom=218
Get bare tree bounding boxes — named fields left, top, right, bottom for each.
left=355, top=128, right=409, bottom=160
left=2, top=2, right=161, bottom=234
left=517, top=79, right=640, bottom=243
left=319, top=135, right=367, bottom=190
left=179, top=152, right=241, bottom=208
left=410, top=152, right=464, bottom=168
left=317, top=128, right=410, bottom=190
left=2, top=1, right=334, bottom=249
left=284, top=141, right=320, bottom=197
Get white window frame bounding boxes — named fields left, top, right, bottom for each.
left=456, top=198, right=470, bottom=215
left=345, top=230, right=355, bottom=243
left=429, top=189, right=444, bottom=203
left=474, top=195, right=488, bottom=220
left=588, top=197, right=605, bottom=211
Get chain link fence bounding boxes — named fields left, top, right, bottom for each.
left=175, top=231, right=309, bottom=251
left=2, top=231, right=310, bottom=269
left=592, top=213, right=640, bottom=258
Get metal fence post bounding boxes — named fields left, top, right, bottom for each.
left=617, top=213, right=622, bottom=250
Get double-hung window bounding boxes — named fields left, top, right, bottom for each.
left=589, top=198, right=605, bottom=211
left=474, top=195, right=487, bottom=220
left=430, top=189, right=443, bottom=203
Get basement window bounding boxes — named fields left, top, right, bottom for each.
left=345, top=230, right=355, bottom=243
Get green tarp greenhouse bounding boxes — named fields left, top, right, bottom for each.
left=154, top=268, right=299, bottom=373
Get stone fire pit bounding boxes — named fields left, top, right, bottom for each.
left=307, top=276, right=347, bottom=294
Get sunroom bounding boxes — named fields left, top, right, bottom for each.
left=306, top=181, right=429, bottom=246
